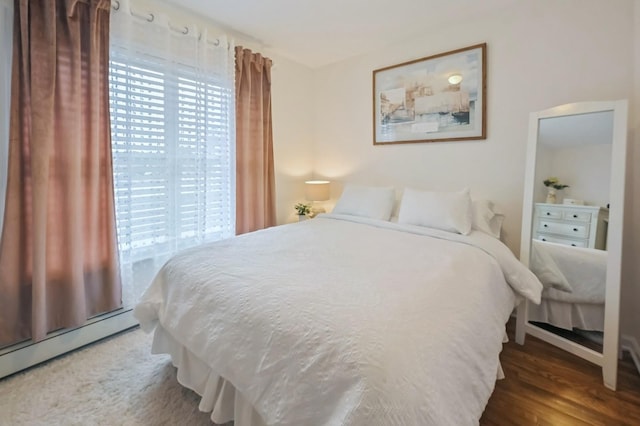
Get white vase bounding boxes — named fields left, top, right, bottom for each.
left=545, top=187, right=557, bottom=204
left=298, top=215, right=308, bottom=222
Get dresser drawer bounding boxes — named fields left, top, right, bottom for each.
left=562, top=211, right=592, bottom=222
left=535, top=234, right=588, bottom=248
left=537, top=208, right=563, bottom=219
left=533, top=203, right=608, bottom=250
left=538, top=220, right=590, bottom=238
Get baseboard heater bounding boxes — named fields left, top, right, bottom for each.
left=0, top=309, right=138, bottom=380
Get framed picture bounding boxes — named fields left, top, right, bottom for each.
left=373, top=43, right=486, bottom=145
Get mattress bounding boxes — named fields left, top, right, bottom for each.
left=135, top=214, right=542, bottom=425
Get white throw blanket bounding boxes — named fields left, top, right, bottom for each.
left=135, top=215, right=542, bottom=426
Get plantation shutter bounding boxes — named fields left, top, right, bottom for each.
left=108, top=23, right=235, bottom=305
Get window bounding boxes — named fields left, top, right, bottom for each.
left=109, top=43, right=235, bottom=305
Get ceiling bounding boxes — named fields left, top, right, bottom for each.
left=165, top=0, right=518, bottom=68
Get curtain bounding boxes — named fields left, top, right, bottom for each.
left=235, top=46, right=276, bottom=235
left=0, top=0, right=12, bottom=241
left=0, top=0, right=121, bottom=346
left=109, top=0, right=235, bottom=306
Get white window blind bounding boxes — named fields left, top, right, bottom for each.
left=108, top=18, right=235, bottom=306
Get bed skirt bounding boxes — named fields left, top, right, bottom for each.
left=528, top=298, right=604, bottom=332
left=151, top=324, right=507, bottom=424
left=151, top=325, right=267, bottom=426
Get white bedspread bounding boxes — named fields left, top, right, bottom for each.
left=532, top=240, right=607, bottom=304
left=134, top=214, right=542, bottom=426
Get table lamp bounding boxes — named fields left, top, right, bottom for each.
left=305, top=180, right=330, bottom=218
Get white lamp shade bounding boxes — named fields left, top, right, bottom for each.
left=305, top=180, right=330, bottom=201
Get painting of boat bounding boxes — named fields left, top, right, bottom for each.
left=413, top=90, right=470, bottom=124
left=373, top=43, right=486, bottom=144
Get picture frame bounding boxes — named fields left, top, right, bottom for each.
left=373, top=43, right=486, bottom=145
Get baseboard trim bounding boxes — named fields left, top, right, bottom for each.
left=621, top=334, right=640, bottom=376
left=0, top=309, right=138, bottom=380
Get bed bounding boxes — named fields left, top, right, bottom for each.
left=528, top=239, right=607, bottom=331
left=134, top=186, right=542, bottom=425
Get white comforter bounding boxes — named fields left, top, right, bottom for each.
left=135, top=214, right=542, bottom=426
left=532, top=240, right=607, bottom=303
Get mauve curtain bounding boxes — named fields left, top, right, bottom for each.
left=235, top=46, right=276, bottom=235
left=0, top=0, right=121, bottom=346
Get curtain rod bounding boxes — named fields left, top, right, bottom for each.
left=111, top=0, right=224, bottom=47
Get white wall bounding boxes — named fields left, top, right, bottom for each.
left=542, top=144, right=612, bottom=206
left=532, top=144, right=613, bottom=207
left=312, top=0, right=633, bottom=253
left=269, top=58, right=315, bottom=224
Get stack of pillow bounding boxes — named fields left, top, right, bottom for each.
left=331, top=184, right=504, bottom=238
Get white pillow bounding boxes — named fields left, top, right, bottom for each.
left=397, top=188, right=472, bottom=235
left=332, top=184, right=395, bottom=221
left=472, top=199, right=505, bottom=239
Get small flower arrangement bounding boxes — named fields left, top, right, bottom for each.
left=543, top=177, right=569, bottom=190
left=294, top=203, right=311, bottom=216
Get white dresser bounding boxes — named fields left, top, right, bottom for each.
left=533, top=203, right=609, bottom=249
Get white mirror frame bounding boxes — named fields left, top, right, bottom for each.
left=515, top=100, right=628, bottom=391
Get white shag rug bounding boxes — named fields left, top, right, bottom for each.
left=0, top=328, right=221, bottom=425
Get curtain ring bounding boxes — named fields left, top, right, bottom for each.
left=112, top=0, right=120, bottom=11
left=147, top=13, right=154, bottom=22
left=182, top=27, right=189, bottom=35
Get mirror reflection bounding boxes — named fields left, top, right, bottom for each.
left=517, top=100, right=627, bottom=390
left=528, top=111, right=614, bottom=353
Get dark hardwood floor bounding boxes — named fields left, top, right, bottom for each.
left=481, top=319, right=640, bottom=425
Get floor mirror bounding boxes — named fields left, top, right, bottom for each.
left=515, top=100, right=628, bottom=390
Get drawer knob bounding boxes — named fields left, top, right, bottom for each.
left=542, top=238, right=547, bottom=241
left=571, top=244, right=576, bottom=247
left=546, top=212, right=551, bottom=216
left=573, top=214, right=578, bottom=218
left=573, top=228, right=578, bottom=232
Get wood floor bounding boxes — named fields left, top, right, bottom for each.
left=480, top=319, right=640, bottom=425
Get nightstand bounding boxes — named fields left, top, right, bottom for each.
left=533, top=203, right=609, bottom=249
